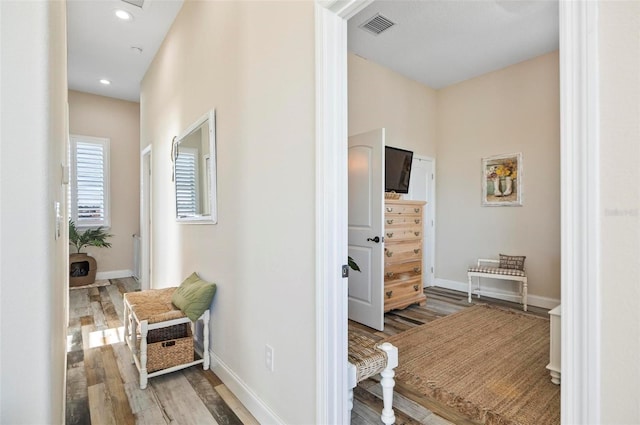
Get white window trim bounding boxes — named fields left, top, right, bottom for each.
left=69, top=134, right=111, bottom=229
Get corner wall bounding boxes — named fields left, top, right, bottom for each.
left=140, top=1, right=316, bottom=422
left=0, top=1, right=68, bottom=423
left=435, top=52, right=561, bottom=305
left=68, top=90, right=140, bottom=277
left=598, top=1, right=640, bottom=422
left=348, top=53, right=438, bottom=157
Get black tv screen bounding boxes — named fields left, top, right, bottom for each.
left=385, top=146, right=413, bottom=194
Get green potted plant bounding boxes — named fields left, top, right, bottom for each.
left=69, top=219, right=113, bottom=287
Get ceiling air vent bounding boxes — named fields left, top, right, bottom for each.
left=121, top=0, right=144, bottom=8
left=359, top=14, right=396, bottom=36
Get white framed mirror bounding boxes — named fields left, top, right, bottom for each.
left=173, top=109, right=217, bottom=224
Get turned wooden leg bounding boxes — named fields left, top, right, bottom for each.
left=467, top=274, right=472, bottom=303
left=347, top=363, right=357, bottom=424
left=523, top=278, right=528, bottom=312
left=203, top=310, right=210, bottom=370
left=140, top=320, right=148, bottom=389
left=377, top=342, right=398, bottom=425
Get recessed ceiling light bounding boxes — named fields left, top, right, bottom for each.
left=115, top=9, right=133, bottom=21
left=99, top=79, right=111, bottom=85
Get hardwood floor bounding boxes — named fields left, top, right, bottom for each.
left=67, top=279, right=547, bottom=424
left=66, top=277, right=258, bottom=425
left=350, top=287, right=549, bottom=425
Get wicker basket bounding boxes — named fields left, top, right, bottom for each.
left=385, top=192, right=401, bottom=200
left=145, top=326, right=194, bottom=372
left=147, top=323, right=189, bottom=343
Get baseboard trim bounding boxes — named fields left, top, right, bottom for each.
left=209, top=349, right=285, bottom=425
left=96, top=269, right=133, bottom=280
left=434, top=278, right=561, bottom=310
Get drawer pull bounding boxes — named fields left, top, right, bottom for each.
left=386, top=232, right=394, bottom=238
left=415, top=219, right=421, bottom=224
left=413, top=284, right=419, bottom=291
left=386, top=291, right=393, bottom=299
left=414, top=231, right=421, bottom=237
left=413, top=248, right=420, bottom=254
left=414, top=208, right=420, bottom=213
left=386, top=219, right=394, bottom=225
left=386, top=207, right=393, bottom=213
left=413, top=267, right=421, bottom=273
left=386, top=251, right=394, bottom=257
left=386, top=272, right=394, bottom=278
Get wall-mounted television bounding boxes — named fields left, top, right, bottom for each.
left=385, top=146, right=413, bottom=194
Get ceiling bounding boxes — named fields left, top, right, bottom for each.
left=66, top=0, right=558, bottom=103
left=348, top=0, right=559, bottom=89
left=67, top=0, right=183, bottom=102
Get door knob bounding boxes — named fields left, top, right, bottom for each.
left=367, top=236, right=381, bottom=243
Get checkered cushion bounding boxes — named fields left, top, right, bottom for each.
left=467, top=266, right=526, bottom=277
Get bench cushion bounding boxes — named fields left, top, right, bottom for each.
left=468, top=266, right=525, bottom=277
left=348, top=333, right=387, bottom=382
left=125, top=288, right=186, bottom=323
left=171, top=272, right=217, bottom=322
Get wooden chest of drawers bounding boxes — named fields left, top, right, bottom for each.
left=383, top=199, right=427, bottom=312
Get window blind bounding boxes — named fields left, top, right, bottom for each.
left=70, top=136, right=110, bottom=227
left=175, top=149, right=198, bottom=217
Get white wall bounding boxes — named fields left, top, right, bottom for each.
left=68, top=90, right=140, bottom=277
left=141, top=1, right=316, bottom=422
left=435, top=52, right=561, bottom=306
left=0, top=1, right=68, bottom=423
left=348, top=53, right=438, bottom=157
left=598, top=1, right=640, bottom=422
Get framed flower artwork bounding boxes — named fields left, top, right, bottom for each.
left=482, top=153, right=522, bottom=206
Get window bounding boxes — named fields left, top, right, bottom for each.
left=174, top=147, right=199, bottom=217
left=69, top=135, right=110, bottom=228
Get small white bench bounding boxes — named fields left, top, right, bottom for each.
left=347, top=333, right=398, bottom=424
left=467, top=258, right=528, bottom=311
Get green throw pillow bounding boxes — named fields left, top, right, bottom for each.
left=172, top=273, right=217, bottom=321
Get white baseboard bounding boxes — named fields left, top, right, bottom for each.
left=209, top=349, right=285, bottom=425
left=434, top=278, right=561, bottom=310
left=96, top=269, right=133, bottom=280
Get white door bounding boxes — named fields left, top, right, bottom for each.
left=407, top=156, right=435, bottom=287
left=348, top=129, right=385, bottom=330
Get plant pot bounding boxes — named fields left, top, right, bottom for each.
left=69, top=253, right=97, bottom=287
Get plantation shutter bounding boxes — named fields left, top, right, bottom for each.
left=70, top=136, right=110, bottom=228
left=175, top=148, right=198, bottom=217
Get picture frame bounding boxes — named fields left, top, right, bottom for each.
left=482, top=153, right=522, bottom=206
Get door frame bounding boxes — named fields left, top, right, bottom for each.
left=140, top=145, right=152, bottom=291
left=315, top=0, right=600, bottom=423
left=410, top=155, right=436, bottom=287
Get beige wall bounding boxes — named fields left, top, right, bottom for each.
left=435, top=52, right=560, bottom=303
left=0, top=1, right=68, bottom=423
left=599, top=1, right=640, bottom=422
left=141, top=1, right=316, bottom=422
left=348, top=53, right=438, bottom=157
left=68, top=90, right=140, bottom=275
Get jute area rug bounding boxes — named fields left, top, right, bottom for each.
left=385, top=304, right=560, bottom=425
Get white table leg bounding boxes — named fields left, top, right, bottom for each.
left=523, top=278, right=528, bottom=311
left=140, top=320, right=148, bottom=389
left=203, top=310, right=210, bottom=370
left=347, top=362, right=357, bottom=424
left=467, top=274, right=472, bottom=303
left=378, top=342, right=397, bottom=425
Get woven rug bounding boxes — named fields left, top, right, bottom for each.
left=385, top=304, right=560, bottom=425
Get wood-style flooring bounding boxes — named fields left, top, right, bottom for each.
left=66, top=277, right=258, bottom=425
left=349, top=287, right=549, bottom=425
left=67, top=279, right=548, bottom=424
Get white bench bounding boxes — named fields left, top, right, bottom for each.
left=467, top=258, right=528, bottom=311
left=347, top=333, right=398, bottom=424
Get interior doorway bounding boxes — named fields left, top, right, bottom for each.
left=407, top=156, right=435, bottom=287
left=140, top=145, right=152, bottom=291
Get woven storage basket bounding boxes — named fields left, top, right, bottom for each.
left=385, top=192, right=401, bottom=200
left=147, top=323, right=189, bottom=343
left=145, top=326, right=194, bottom=372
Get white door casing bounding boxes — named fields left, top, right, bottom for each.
left=140, top=145, right=152, bottom=291
left=348, top=129, right=385, bottom=331
left=407, top=156, right=435, bottom=287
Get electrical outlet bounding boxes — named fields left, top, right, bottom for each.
left=265, top=344, right=274, bottom=372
